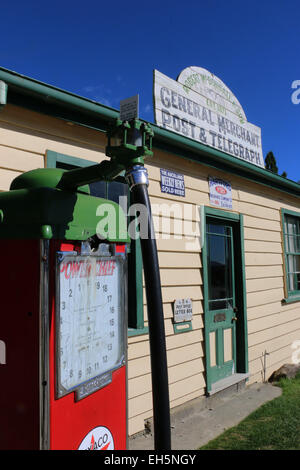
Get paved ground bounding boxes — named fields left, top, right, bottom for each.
left=129, top=381, right=282, bottom=450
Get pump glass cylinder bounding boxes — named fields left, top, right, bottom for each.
left=56, top=252, right=125, bottom=398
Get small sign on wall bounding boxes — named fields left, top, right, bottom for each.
left=120, top=95, right=139, bottom=121
left=173, top=298, right=193, bottom=323
left=209, top=177, right=232, bottom=209
left=160, top=169, right=185, bottom=197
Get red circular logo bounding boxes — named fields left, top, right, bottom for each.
left=215, top=185, right=227, bottom=195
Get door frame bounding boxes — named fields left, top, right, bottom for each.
left=202, top=206, right=248, bottom=394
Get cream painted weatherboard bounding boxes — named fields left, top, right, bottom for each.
left=0, top=101, right=299, bottom=437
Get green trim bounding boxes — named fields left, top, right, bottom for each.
left=281, top=208, right=300, bottom=219
left=282, top=295, right=300, bottom=304
left=1, top=65, right=300, bottom=198
left=237, top=214, right=248, bottom=374
left=173, top=321, right=193, bottom=334
left=204, top=206, right=240, bottom=221
left=128, top=233, right=144, bottom=330
left=202, top=207, right=248, bottom=393
left=281, top=208, right=300, bottom=303
left=0, top=66, right=118, bottom=124
left=46, top=150, right=95, bottom=169
left=128, top=326, right=149, bottom=337
left=0, top=80, right=7, bottom=109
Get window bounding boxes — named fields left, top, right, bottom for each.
left=206, top=222, right=234, bottom=311
left=46, top=150, right=146, bottom=335
left=282, top=209, right=300, bottom=302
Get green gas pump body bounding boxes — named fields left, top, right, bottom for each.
left=0, top=168, right=129, bottom=450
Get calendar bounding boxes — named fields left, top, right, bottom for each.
left=56, top=252, right=125, bottom=398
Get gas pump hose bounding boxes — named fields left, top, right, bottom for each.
left=57, top=159, right=171, bottom=450
left=126, top=165, right=171, bottom=451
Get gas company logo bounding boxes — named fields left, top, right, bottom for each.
left=215, top=185, right=227, bottom=195
left=78, top=426, right=114, bottom=450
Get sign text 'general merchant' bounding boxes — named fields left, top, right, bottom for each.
left=153, top=67, right=264, bottom=168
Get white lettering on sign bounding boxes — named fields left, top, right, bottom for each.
left=160, top=168, right=185, bottom=197
left=153, top=67, right=264, bottom=168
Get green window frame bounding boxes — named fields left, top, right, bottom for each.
left=46, top=150, right=147, bottom=336
left=282, top=208, right=300, bottom=303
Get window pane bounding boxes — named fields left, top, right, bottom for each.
left=287, top=254, right=300, bottom=291
left=287, top=234, right=296, bottom=253
left=207, top=231, right=233, bottom=310
left=287, top=255, right=295, bottom=290
left=294, top=255, right=300, bottom=271
left=89, top=181, right=107, bottom=198
left=296, top=235, right=300, bottom=252
left=108, top=181, right=127, bottom=204
left=296, top=274, right=300, bottom=291
left=287, top=217, right=296, bottom=235
left=207, top=223, right=225, bottom=235
left=284, top=215, right=300, bottom=294
left=209, top=299, right=233, bottom=310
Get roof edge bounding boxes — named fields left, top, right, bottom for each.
left=0, top=66, right=299, bottom=198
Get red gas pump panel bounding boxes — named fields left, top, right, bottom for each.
left=49, top=241, right=127, bottom=450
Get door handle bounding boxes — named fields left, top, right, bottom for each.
left=232, top=317, right=238, bottom=322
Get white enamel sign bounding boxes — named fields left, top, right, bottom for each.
left=209, top=177, right=232, bottom=209
left=153, top=67, right=264, bottom=168
left=120, top=94, right=139, bottom=121
left=56, top=253, right=124, bottom=397
left=173, top=298, right=193, bottom=323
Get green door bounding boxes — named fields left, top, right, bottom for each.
left=205, top=218, right=237, bottom=385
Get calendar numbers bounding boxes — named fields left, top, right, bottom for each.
left=57, top=254, right=123, bottom=396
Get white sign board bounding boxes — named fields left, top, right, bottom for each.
left=209, top=177, right=232, bottom=209
left=56, top=253, right=124, bottom=398
left=173, top=298, right=193, bottom=323
left=153, top=67, right=264, bottom=168
left=120, top=94, right=139, bottom=121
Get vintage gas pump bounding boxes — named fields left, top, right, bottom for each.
left=0, top=119, right=171, bottom=450
left=0, top=167, right=129, bottom=450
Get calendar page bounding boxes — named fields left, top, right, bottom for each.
left=56, top=252, right=125, bottom=398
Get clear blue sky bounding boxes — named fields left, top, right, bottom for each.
left=1, top=1, right=300, bottom=180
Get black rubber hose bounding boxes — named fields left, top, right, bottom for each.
left=131, top=183, right=171, bottom=451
